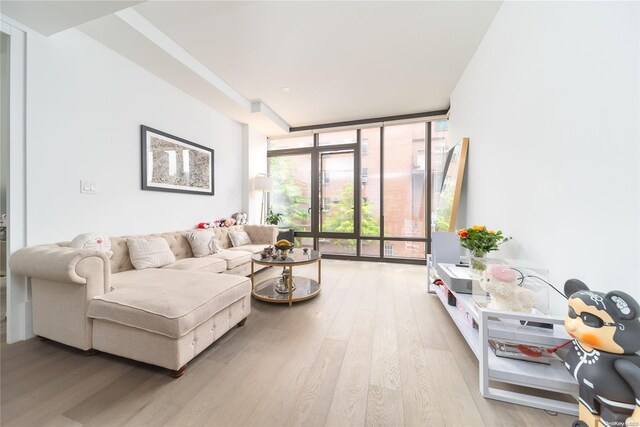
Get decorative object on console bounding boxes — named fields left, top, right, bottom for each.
left=185, top=229, right=222, bottom=257
left=127, top=237, right=176, bottom=270
left=480, top=265, right=535, bottom=313
left=141, top=125, right=214, bottom=196
left=70, top=233, right=113, bottom=258
left=254, top=174, right=273, bottom=224
left=489, top=340, right=555, bottom=365
left=561, top=279, right=640, bottom=427
left=228, top=230, right=251, bottom=247
left=457, top=225, right=511, bottom=276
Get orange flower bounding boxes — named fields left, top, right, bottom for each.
left=487, top=230, right=496, bottom=234
left=472, top=225, right=485, bottom=231
left=458, top=229, right=469, bottom=239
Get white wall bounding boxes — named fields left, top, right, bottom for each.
left=449, top=2, right=640, bottom=314
left=26, top=29, right=244, bottom=244
left=242, top=125, right=268, bottom=224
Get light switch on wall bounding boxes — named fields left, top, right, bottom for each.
left=80, top=180, right=97, bottom=194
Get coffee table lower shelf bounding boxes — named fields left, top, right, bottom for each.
left=252, top=277, right=321, bottom=304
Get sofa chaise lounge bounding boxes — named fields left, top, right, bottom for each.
left=10, top=224, right=277, bottom=377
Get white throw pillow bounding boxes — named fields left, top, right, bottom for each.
left=70, top=232, right=113, bottom=258
left=228, top=230, right=251, bottom=247
left=185, top=229, right=223, bottom=257
left=127, top=237, right=176, bottom=270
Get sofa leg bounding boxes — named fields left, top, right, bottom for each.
left=237, top=317, right=248, bottom=327
left=169, top=364, right=188, bottom=378
left=84, top=349, right=99, bottom=356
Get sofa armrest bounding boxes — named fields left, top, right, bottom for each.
left=243, top=225, right=278, bottom=245
left=9, top=245, right=111, bottom=292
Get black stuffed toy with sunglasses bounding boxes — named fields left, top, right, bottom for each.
left=562, top=279, right=640, bottom=427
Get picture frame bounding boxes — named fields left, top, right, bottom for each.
left=141, top=125, right=215, bottom=196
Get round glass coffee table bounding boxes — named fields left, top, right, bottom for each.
left=250, top=250, right=321, bottom=306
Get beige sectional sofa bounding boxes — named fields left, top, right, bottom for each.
left=10, top=224, right=277, bottom=377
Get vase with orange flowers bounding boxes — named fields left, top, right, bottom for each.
left=457, top=225, right=511, bottom=276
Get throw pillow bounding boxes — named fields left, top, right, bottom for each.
left=127, top=237, right=176, bottom=270
left=70, top=232, right=113, bottom=258
left=229, top=230, right=251, bottom=247
left=185, top=229, right=223, bottom=257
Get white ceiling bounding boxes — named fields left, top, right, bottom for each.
left=0, top=1, right=143, bottom=36
left=3, top=1, right=502, bottom=135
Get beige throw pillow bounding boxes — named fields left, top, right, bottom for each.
left=229, top=230, right=251, bottom=247
left=127, top=237, right=176, bottom=270
left=185, top=229, right=223, bottom=257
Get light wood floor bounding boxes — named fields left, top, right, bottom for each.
left=0, top=260, right=573, bottom=426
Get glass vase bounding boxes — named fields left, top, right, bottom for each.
left=469, top=250, right=487, bottom=278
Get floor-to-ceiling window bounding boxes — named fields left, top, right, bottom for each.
left=267, top=118, right=450, bottom=263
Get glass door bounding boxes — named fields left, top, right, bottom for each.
left=317, top=149, right=357, bottom=255
left=268, top=153, right=313, bottom=232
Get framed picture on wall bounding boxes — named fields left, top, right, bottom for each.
left=141, top=125, right=214, bottom=196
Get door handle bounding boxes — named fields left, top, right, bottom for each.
left=308, top=207, right=312, bottom=214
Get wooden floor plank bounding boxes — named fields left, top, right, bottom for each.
left=368, top=277, right=401, bottom=391
left=63, top=366, right=155, bottom=424
left=324, top=308, right=376, bottom=427
left=42, top=415, right=83, bottom=427
left=393, top=273, right=447, bottom=427
left=283, top=338, right=348, bottom=427
left=364, top=385, right=405, bottom=427
left=5, top=359, right=133, bottom=427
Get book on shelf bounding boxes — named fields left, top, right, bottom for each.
left=488, top=339, right=558, bottom=365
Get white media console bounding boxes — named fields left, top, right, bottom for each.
left=428, top=259, right=579, bottom=415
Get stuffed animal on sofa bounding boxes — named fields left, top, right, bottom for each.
left=197, top=222, right=217, bottom=229
left=480, top=265, right=535, bottom=312
left=232, top=212, right=248, bottom=225
left=218, top=217, right=236, bottom=227
left=561, top=279, right=640, bottom=427
left=70, top=232, right=113, bottom=258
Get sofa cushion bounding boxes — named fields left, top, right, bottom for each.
left=88, top=269, right=250, bottom=338
left=210, top=249, right=252, bottom=270
left=162, top=256, right=226, bottom=274
left=127, top=237, right=176, bottom=270
left=227, top=244, right=268, bottom=254
left=228, top=230, right=251, bottom=247
left=184, top=229, right=222, bottom=258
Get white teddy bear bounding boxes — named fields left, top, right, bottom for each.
left=232, top=212, right=248, bottom=225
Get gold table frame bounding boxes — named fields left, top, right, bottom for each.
left=250, top=251, right=322, bottom=307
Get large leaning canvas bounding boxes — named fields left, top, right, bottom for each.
left=141, top=125, right=214, bottom=196
left=434, top=137, right=468, bottom=231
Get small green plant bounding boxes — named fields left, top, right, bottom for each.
left=266, top=209, right=283, bottom=226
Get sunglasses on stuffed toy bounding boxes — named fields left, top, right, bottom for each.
left=568, top=306, right=616, bottom=328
